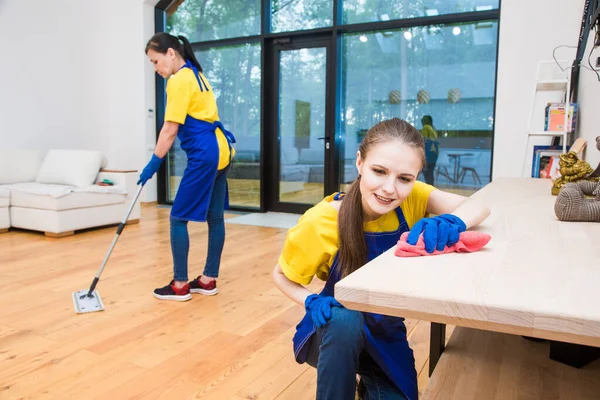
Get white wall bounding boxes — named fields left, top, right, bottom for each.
left=494, top=0, right=600, bottom=177
left=0, top=0, right=109, bottom=153
left=0, top=0, right=158, bottom=201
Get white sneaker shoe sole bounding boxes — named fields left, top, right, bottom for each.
left=153, top=293, right=192, bottom=301
left=190, top=288, right=218, bottom=296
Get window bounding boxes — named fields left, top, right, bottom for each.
left=340, top=21, right=498, bottom=191
left=270, top=0, right=333, bottom=33
left=167, top=0, right=261, bottom=42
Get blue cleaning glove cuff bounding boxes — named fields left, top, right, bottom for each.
left=438, top=214, right=467, bottom=232
left=148, top=154, right=163, bottom=169
left=137, top=154, right=164, bottom=185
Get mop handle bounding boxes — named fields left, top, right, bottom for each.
left=86, top=184, right=145, bottom=295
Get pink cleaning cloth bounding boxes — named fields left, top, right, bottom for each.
left=395, top=231, right=491, bottom=257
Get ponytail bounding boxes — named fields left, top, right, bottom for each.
left=177, top=35, right=203, bottom=73
left=337, top=176, right=368, bottom=278
left=145, top=32, right=203, bottom=73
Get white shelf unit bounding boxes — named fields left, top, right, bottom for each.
left=522, top=61, right=573, bottom=177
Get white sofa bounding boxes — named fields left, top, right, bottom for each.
left=0, top=149, right=140, bottom=237
left=0, top=187, right=9, bottom=233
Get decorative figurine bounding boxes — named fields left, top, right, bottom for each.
left=551, top=138, right=599, bottom=195
left=554, top=180, right=600, bottom=222
left=590, top=136, right=600, bottom=178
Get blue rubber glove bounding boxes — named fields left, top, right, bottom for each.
left=305, top=294, right=343, bottom=328
left=137, top=154, right=164, bottom=185
left=406, top=214, right=467, bottom=253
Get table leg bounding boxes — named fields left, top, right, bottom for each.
left=453, top=159, right=459, bottom=183
left=549, top=341, right=600, bottom=368
left=429, top=322, right=446, bottom=377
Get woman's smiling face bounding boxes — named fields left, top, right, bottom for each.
left=356, top=139, right=423, bottom=221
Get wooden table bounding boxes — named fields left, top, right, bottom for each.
left=336, top=178, right=600, bottom=373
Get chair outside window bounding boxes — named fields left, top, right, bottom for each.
left=435, top=152, right=453, bottom=183
left=457, top=153, right=482, bottom=184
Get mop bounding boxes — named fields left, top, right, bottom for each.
left=72, top=184, right=144, bottom=314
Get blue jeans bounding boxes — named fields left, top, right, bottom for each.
left=306, top=307, right=408, bottom=400
left=423, top=162, right=436, bottom=186
left=171, top=166, right=229, bottom=281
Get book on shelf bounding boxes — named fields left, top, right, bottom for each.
left=544, top=102, right=578, bottom=133
left=531, top=145, right=567, bottom=179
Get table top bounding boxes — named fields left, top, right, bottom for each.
left=335, top=178, right=600, bottom=346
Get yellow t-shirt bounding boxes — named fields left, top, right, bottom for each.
left=278, top=181, right=436, bottom=285
left=164, top=68, right=234, bottom=170
left=421, top=125, right=438, bottom=140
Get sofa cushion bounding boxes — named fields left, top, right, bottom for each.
left=0, top=187, right=9, bottom=208
left=35, top=149, right=105, bottom=188
left=8, top=184, right=126, bottom=211
left=0, top=207, right=8, bottom=229
left=0, top=149, right=45, bottom=184
left=3, top=182, right=127, bottom=198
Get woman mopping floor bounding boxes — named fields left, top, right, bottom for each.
left=141, top=33, right=236, bottom=301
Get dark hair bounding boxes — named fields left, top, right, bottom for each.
left=145, top=33, right=203, bottom=73
left=337, top=118, right=425, bottom=278
left=421, top=115, right=433, bottom=126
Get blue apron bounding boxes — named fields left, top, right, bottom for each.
left=171, top=61, right=236, bottom=222
left=292, top=206, right=418, bottom=400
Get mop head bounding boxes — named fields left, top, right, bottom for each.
left=72, top=290, right=105, bottom=313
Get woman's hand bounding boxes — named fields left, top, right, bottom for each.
left=137, top=154, right=164, bottom=185
left=304, top=294, right=343, bottom=328
left=406, top=214, right=466, bottom=253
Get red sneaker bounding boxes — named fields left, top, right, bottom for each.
left=189, top=276, right=218, bottom=296
left=153, top=280, right=192, bottom=301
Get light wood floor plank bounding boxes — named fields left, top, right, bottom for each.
left=275, top=367, right=318, bottom=400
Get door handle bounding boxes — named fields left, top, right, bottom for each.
left=317, top=136, right=331, bottom=150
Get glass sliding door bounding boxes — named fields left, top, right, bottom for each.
left=268, top=39, right=334, bottom=212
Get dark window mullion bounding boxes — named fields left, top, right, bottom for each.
left=154, top=6, right=168, bottom=205
left=259, top=36, right=268, bottom=212
left=155, top=0, right=174, bottom=11
left=262, top=0, right=271, bottom=35
left=190, top=36, right=262, bottom=51
left=333, top=0, right=339, bottom=27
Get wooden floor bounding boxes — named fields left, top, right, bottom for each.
left=0, top=204, right=441, bottom=399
